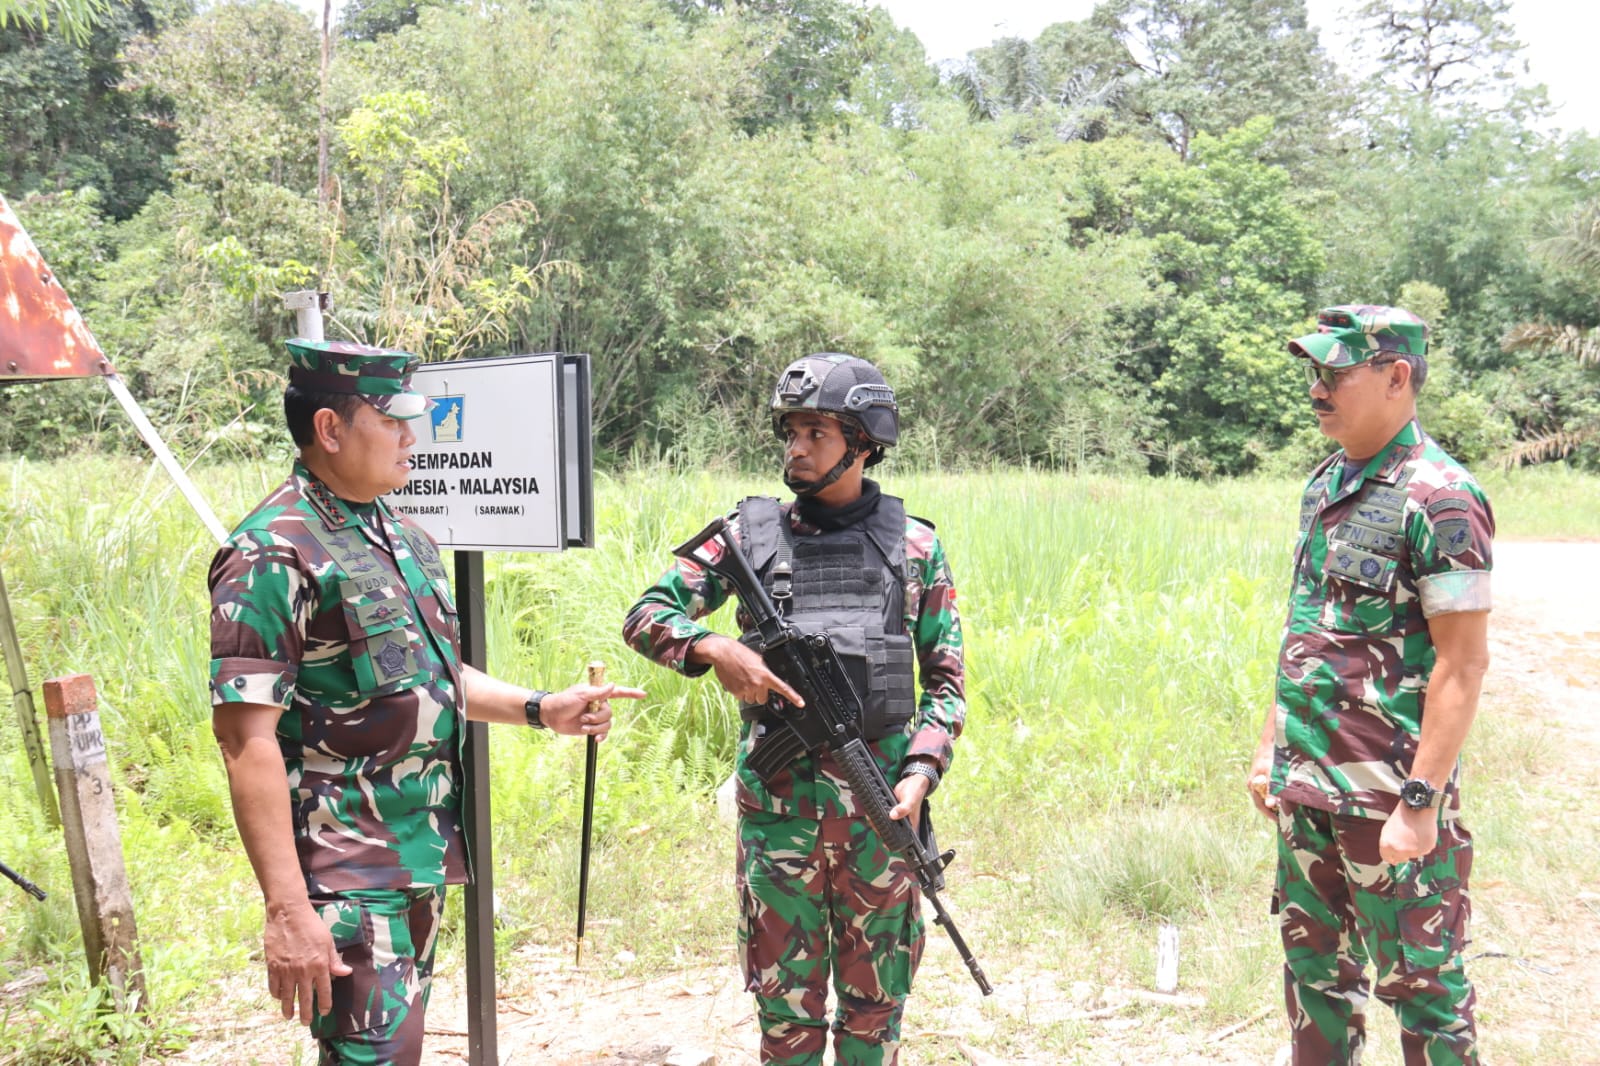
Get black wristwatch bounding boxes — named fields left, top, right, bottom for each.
left=1399, top=777, right=1443, bottom=810
left=523, top=690, right=549, bottom=730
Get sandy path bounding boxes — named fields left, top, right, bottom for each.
left=1482, top=541, right=1600, bottom=752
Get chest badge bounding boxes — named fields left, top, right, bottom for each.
left=375, top=640, right=410, bottom=680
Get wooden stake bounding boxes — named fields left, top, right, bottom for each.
left=43, top=673, right=145, bottom=1011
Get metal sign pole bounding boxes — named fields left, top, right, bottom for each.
left=0, top=563, right=58, bottom=826
left=454, top=550, right=498, bottom=1066
left=100, top=374, right=229, bottom=545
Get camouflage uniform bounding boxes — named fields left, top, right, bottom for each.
left=209, top=341, right=462, bottom=1066
left=623, top=490, right=964, bottom=1065
left=1269, top=307, right=1494, bottom=1066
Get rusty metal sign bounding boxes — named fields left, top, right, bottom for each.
left=1, top=194, right=113, bottom=380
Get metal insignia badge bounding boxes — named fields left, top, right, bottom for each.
left=376, top=640, right=409, bottom=679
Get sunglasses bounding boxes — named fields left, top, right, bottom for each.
left=1303, top=357, right=1398, bottom=391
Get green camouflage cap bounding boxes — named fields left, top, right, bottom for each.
left=1287, top=305, right=1428, bottom=368
left=284, top=338, right=431, bottom=420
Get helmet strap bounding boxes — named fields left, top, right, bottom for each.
left=784, top=445, right=862, bottom=497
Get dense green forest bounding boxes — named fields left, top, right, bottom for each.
left=4, top=0, right=1599, bottom=473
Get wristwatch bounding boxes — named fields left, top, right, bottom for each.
left=523, top=690, right=549, bottom=730
left=1399, top=777, right=1443, bottom=810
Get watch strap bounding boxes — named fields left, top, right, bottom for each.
left=524, top=690, right=549, bottom=729
left=900, top=760, right=941, bottom=795
left=1401, top=777, right=1443, bottom=809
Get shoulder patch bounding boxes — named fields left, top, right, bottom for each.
left=1426, top=497, right=1471, bottom=517
left=1432, top=517, right=1473, bottom=556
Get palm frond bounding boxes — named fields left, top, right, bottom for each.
left=1501, top=322, right=1600, bottom=365
left=1501, top=426, right=1600, bottom=468
left=1534, top=200, right=1600, bottom=280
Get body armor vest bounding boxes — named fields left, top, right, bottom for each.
left=735, top=495, right=916, bottom=740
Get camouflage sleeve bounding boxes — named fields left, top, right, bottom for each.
left=621, top=535, right=736, bottom=677
left=207, top=531, right=313, bottom=708
left=1410, top=482, right=1495, bottom=618
left=906, top=526, right=966, bottom=772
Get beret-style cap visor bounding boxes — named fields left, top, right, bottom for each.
left=367, top=390, right=432, bottom=420
left=1288, top=330, right=1368, bottom=368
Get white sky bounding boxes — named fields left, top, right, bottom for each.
left=872, top=0, right=1598, bottom=135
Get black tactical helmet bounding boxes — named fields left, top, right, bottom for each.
left=769, top=353, right=899, bottom=464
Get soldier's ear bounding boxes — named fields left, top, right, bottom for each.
left=1388, top=359, right=1413, bottom=397
left=310, top=407, right=345, bottom=454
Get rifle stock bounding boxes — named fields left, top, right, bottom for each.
left=672, top=517, right=993, bottom=996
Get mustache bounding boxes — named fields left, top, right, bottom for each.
left=1311, top=399, right=1336, bottom=413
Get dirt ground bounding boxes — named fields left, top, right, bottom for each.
left=155, top=540, right=1600, bottom=1066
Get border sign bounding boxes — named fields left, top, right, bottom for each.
left=394, top=353, right=593, bottom=552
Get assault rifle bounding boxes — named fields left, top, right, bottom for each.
left=673, top=517, right=993, bottom=996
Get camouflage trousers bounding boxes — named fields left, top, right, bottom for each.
left=1274, top=803, right=1477, bottom=1066
left=308, top=886, right=446, bottom=1066
left=737, top=809, right=924, bottom=1066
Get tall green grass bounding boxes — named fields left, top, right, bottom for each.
left=0, top=457, right=1593, bottom=1063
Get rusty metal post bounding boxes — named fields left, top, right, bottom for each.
left=0, top=563, right=57, bottom=826
left=43, top=673, right=146, bottom=1011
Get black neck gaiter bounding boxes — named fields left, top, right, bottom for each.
left=795, top=478, right=883, bottom=532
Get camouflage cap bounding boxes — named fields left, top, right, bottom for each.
left=284, top=338, right=431, bottom=420
left=1287, top=305, right=1428, bottom=368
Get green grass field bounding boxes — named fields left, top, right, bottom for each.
left=0, top=458, right=1594, bottom=1063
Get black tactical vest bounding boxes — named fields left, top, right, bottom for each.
left=735, top=495, right=917, bottom=739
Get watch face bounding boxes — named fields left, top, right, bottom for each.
left=1401, top=779, right=1433, bottom=808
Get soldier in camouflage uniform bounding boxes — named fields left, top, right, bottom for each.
left=622, top=354, right=965, bottom=1065
left=209, top=339, right=644, bottom=1066
left=1247, top=306, right=1494, bottom=1065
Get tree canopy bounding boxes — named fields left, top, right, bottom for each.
left=3, top=0, right=1595, bottom=471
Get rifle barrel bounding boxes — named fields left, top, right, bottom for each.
left=0, top=858, right=46, bottom=901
